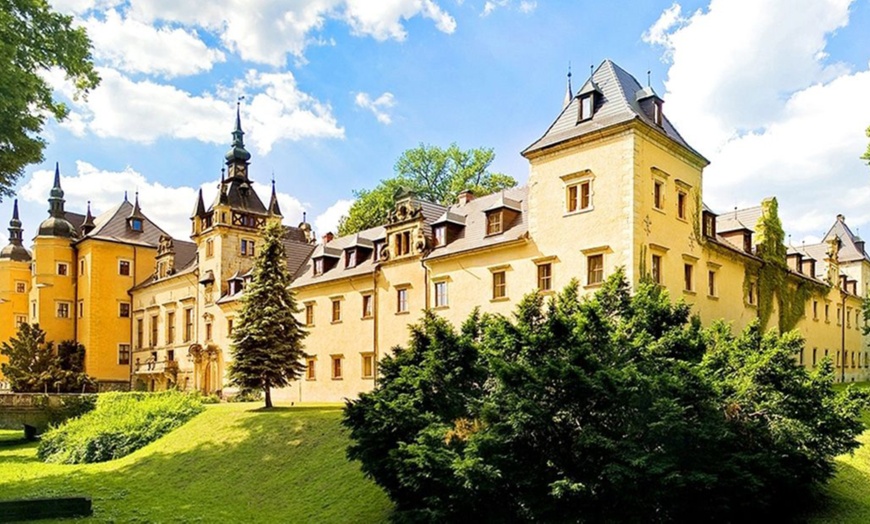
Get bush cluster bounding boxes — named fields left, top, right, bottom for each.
left=344, top=271, right=869, bottom=522
left=38, top=391, right=204, bottom=464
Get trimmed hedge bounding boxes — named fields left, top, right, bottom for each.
left=37, top=391, right=204, bottom=464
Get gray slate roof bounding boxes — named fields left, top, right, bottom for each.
left=716, top=206, right=762, bottom=233
left=523, top=60, right=703, bottom=160
left=77, top=201, right=170, bottom=248
left=823, top=216, right=869, bottom=263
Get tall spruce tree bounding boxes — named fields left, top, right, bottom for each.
left=228, top=221, right=307, bottom=408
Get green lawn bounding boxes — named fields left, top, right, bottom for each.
left=2, top=391, right=870, bottom=523
left=0, top=403, right=392, bottom=523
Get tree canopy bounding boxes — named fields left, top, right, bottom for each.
left=228, top=221, right=307, bottom=408
left=0, top=323, right=93, bottom=392
left=862, top=125, right=870, bottom=166
left=0, top=0, right=100, bottom=200
left=337, top=143, right=516, bottom=236
left=343, top=272, right=868, bottom=522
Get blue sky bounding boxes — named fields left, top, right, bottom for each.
left=3, top=0, right=870, bottom=245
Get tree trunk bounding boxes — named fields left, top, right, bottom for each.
left=264, top=383, right=272, bottom=409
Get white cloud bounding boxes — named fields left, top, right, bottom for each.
left=83, top=10, right=225, bottom=78
left=127, top=0, right=455, bottom=67
left=314, top=199, right=354, bottom=237
left=20, top=161, right=310, bottom=239
left=645, top=0, right=870, bottom=239
left=481, top=0, right=534, bottom=16
left=344, top=0, right=456, bottom=40
left=46, top=67, right=344, bottom=152
left=354, top=92, right=396, bottom=124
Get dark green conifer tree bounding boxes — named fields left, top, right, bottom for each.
left=228, top=221, right=307, bottom=408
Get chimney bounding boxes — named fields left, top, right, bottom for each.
left=322, top=232, right=334, bottom=244
left=837, top=214, right=845, bottom=222
left=457, top=190, right=475, bottom=205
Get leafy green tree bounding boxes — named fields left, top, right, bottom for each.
left=344, top=272, right=868, bottom=522
left=337, top=144, right=516, bottom=236
left=0, top=0, right=100, bottom=200
left=228, top=221, right=307, bottom=408
left=862, top=125, right=870, bottom=166
left=0, top=324, right=93, bottom=392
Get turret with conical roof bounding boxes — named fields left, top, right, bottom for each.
left=225, top=102, right=251, bottom=180
left=81, top=201, right=96, bottom=236
left=127, top=192, right=145, bottom=232
left=563, top=64, right=573, bottom=109
left=269, top=179, right=282, bottom=216
left=38, top=163, right=76, bottom=238
left=0, top=200, right=31, bottom=261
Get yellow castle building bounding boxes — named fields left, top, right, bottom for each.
left=1, top=60, right=867, bottom=397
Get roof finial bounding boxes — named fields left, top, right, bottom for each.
left=563, top=62, right=574, bottom=109
left=589, top=63, right=593, bottom=77
left=124, top=190, right=128, bottom=202
left=647, top=70, right=651, bottom=87
left=303, top=211, right=307, bottom=222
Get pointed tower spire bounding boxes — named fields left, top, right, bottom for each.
left=48, top=162, right=65, bottom=218
left=127, top=191, right=145, bottom=232
left=563, top=62, right=573, bottom=109
left=82, top=200, right=96, bottom=235
left=192, top=188, right=206, bottom=219
left=269, top=178, right=282, bottom=216
left=1, top=199, right=31, bottom=261
left=225, top=97, right=251, bottom=176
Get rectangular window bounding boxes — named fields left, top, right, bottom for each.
left=812, top=347, right=817, bottom=367
left=184, top=308, right=193, bottom=342
left=812, top=300, right=818, bottom=320
left=77, top=301, right=84, bottom=318
left=847, top=307, right=852, bottom=328
left=332, top=355, right=343, bottom=380
left=486, top=211, right=502, bottom=235
left=119, top=303, right=131, bottom=318
left=57, top=262, right=68, bottom=276
left=346, top=249, right=357, bottom=268
left=677, top=191, right=687, bottom=220
left=15, top=315, right=27, bottom=327
left=118, top=344, right=131, bottom=365
left=799, top=348, right=804, bottom=366
left=205, top=323, right=213, bottom=341
left=581, top=95, right=593, bottom=119
left=306, top=358, right=316, bottom=380
left=837, top=306, right=842, bottom=326
left=708, top=271, right=717, bottom=297
left=397, top=288, right=408, bottom=313
left=150, top=314, right=158, bottom=347
left=434, top=226, right=446, bottom=247
left=305, top=303, right=315, bottom=326
left=653, top=180, right=664, bottom=210
left=394, top=231, right=411, bottom=257
left=57, top=302, right=70, bottom=318
left=587, top=254, right=604, bottom=286
left=137, top=318, right=144, bottom=349
left=492, top=271, right=507, bottom=299
left=748, top=280, right=757, bottom=305
left=227, top=318, right=233, bottom=337
left=567, top=180, right=592, bottom=213
left=15, top=281, right=26, bottom=293
left=362, top=294, right=373, bottom=318
left=80, top=259, right=85, bottom=275
left=313, top=258, right=323, bottom=276
left=684, top=264, right=694, bottom=292
left=206, top=239, right=214, bottom=258
left=119, top=260, right=131, bottom=276
left=434, top=281, right=448, bottom=307
left=332, top=299, right=341, bottom=322
left=703, top=214, right=715, bottom=237
left=167, top=311, right=176, bottom=344
left=240, top=239, right=255, bottom=256
left=537, top=263, right=553, bottom=291
left=362, top=353, right=375, bottom=379
left=651, top=254, right=662, bottom=284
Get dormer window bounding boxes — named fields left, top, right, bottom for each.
left=346, top=249, right=357, bottom=268
left=131, top=218, right=143, bottom=232
left=486, top=211, right=503, bottom=236
left=579, top=94, right=593, bottom=121
left=313, top=258, right=324, bottom=276
left=434, top=226, right=446, bottom=247
left=703, top=212, right=716, bottom=238
left=394, top=231, right=411, bottom=257
left=654, top=100, right=663, bottom=126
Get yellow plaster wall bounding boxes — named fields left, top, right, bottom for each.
left=0, top=259, right=31, bottom=384
left=29, top=236, right=75, bottom=343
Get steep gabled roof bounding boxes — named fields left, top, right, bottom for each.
left=717, top=206, right=762, bottom=234
left=823, top=215, right=869, bottom=263
left=523, top=59, right=704, bottom=161
left=76, top=201, right=170, bottom=248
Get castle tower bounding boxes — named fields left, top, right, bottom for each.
left=189, top=104, right=275, bottom=394
left=30, top=163, right=77, bottom=343
left=0, top=200, right=34, bottom=385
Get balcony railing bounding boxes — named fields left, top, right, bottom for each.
left=133, top=360, right=179, bottom=375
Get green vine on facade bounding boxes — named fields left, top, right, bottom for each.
left=752, top=198, right=830, bottom=332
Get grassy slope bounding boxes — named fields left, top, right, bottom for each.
left=0, top=404, right=392, bottom=523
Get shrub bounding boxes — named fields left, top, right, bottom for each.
left=344, top=272, right=869, bottom=522
left=38, top=391, right=204, bottom=464
left=227, top=390, right=263, bottom=403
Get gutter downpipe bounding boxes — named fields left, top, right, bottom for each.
left=841, top=289, right=847, bottom=384
left=372, top=263, right=381, bottom=386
